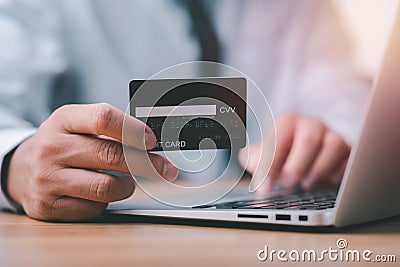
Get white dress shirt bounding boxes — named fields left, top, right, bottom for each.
left=0, top=0, right=370, bottom=210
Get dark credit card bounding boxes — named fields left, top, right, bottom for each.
left=129, top=78, right=246, bottom=151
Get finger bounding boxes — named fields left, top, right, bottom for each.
left=306, top=165, right=344, bottom=191
left=300, top=155, right=348, bottom=191
left=301, top=132, right=350, bottom=190
left=330, top=156, right=349, bottom=184
left=52, top=103, right=156, bottom=150
left=240, top=142, right=275, bottom=193
left=60, top=135, right=178, bottom=181
left=50, top=168, right=135, bottom=203
left=238, top=143, right=260, bottom=175
left=247, top=127, right=275, bottom=192
left=280, top=118, right=325, bottom=188
left=36, top=197, right=108, bottom=222
left=248, top=113, right=296, bottom=192
left=266, top=114, right=296, bottom=181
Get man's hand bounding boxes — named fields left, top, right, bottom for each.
left=6, top=103, right=178, bottom=221
left=239, top=112, right=350, bottom=192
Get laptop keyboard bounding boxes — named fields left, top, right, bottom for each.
left=194, top=191, right=337, bottom=210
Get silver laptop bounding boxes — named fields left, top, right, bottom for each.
left=110, top=9, right=400, bottom=227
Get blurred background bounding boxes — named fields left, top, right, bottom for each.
left=334, top=0, right=399, bottom=77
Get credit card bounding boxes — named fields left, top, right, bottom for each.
left=129, top=78, right=246, bottom=151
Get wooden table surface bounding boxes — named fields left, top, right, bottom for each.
left=1, top=209, right=400, bottom=267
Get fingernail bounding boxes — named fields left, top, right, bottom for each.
left=162, top=161, right=178, bottom=182
left=144, top=128, right=156, bottom=149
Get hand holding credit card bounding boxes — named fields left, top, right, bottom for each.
left=129, top=78, right=247, bottom=151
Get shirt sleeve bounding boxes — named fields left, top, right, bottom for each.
left=286, top=1, right=371, bottom=144
left=0, top=128, right=36, bottom=211
left=221, top=0, right=371, bottom=145
left=0, top=0, right=66, bottom=211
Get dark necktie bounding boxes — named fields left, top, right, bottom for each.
left=178, top=0, right=221, bottom=63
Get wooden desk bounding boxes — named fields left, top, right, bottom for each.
left=1, top=210, right=399, bottom=267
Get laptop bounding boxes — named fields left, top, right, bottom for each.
left=110, top=8, right=400, bottom=227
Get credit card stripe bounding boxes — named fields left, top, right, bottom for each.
left=135, top=105, right=217, bottom=117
